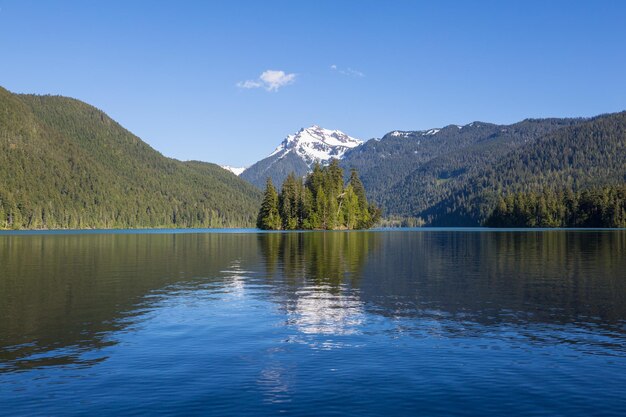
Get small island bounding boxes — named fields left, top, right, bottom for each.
left=257, top=160, right=380, bottom=230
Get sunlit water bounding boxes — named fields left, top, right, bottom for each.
left=1, top=229, right=625, bottom=416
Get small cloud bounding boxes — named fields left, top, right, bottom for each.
left=237, top=70, right=296, bottom=92
left=236, top=80, right=263, bottom=89
left=330, top=64, right=365, bottom=78
left=260, top=70, right=296, bottom=91
left=344, top=68, right=365, bottom=77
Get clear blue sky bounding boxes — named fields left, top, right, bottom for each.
left=1, top=1, right=625, bottom=167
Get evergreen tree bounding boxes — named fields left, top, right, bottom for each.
left=327, top=159, right=344, bottom=195
left=485, top=185, right=626, bottom=228
left=301, top=187, right=315, bottom=229
left=316, top=187, right=329, bottom=229
left=349, top=169, right=372, bottom=228
left=349, top=169, right=367, bottom=206
left=342, top=184, right=359, bottom=230
left=257, top=165, right=379, bottom=230
left=306, top=163, right=324, bottom=198
left=257, top=178, right=281, bottom=230
left=279, top=173, right=300, bottom=230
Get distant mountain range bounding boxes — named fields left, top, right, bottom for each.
left=335, top=118, right=578, bottom=222
left=0, top=87, right=261, bottom=230
left=2, top=84, right=624, bottom=229
left=235, top=113, right=626, bottom=226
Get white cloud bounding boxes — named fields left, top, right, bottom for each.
left=330, top=65, right=365, bottom=78
left=236, top=80, right=263, bottom=89
left=260, top=70, right=296, bottom=91
left=237, top=70, right=296, bottom=92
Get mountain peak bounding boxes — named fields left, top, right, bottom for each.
left=221, top=165, right=246, bottom=176
left=269, top=125, right=362, bottom=165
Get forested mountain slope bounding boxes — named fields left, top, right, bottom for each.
left=0, top=87, right=261, bottom=229
left=426, top=112, right=626, bottom=225
left=242, top=151, right=309, bottom=190
left=340, top=118, right=587, bottom=224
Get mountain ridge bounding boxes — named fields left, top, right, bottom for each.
left=4, top=84, right=624, bottom=229
left=236, top=115, right=624, bottom=227
left=0, top=87, right=261, bottom=229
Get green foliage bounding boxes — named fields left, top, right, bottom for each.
left=0, top=87, right=262, bottom=229
left=432, top=112, right=626, bottom=225
left=485, top=185, right=626, bottom=228
left=341, top=119, right=584, bottom=224
left=341, top=113, right=626, bottom=226
left=257, top=178, right=281, bottom=230
left=257, top=161, right=379, bottom=230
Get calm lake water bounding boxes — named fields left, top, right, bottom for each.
left=1, top=229, right=625, bottom=416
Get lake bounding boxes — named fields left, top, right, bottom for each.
left=1, top=229, right=625, bottom=416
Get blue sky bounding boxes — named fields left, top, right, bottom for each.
left=1, top=1, right=625, bottom=167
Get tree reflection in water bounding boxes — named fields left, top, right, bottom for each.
left=258, top=232, right=378, bottom=336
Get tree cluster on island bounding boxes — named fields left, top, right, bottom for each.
left=485, top=185, right=626, bottom=228
left=257, top=160, right=381, bottom=230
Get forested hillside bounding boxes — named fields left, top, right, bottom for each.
left=340, top=118, right=586, bottom=224
left=3, top=83, right=623, bottom=229
left=0, top=87, right=261, bottom=229
left=338, top=114, right=625, bottom=226
left=424, top=112, right=626, bottom=225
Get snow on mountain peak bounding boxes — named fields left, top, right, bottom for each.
left=221, top=165, right=246, bottom=176
left=269, top=125, right=362, bottom=165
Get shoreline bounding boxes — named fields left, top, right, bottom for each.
left=1, top=227, right=626, bottom=236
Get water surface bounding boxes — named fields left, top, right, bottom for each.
left=1, top=229, right=625, bottom=416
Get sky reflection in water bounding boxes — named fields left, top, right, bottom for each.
left=1, top=230, right=625, bottom=416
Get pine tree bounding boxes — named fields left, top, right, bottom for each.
left=327, top=159, right=344, bottom=195
left=279, top=173, right=300, bottom=230
left=342, top=184, right=359, bottom=229
left=316, top=187, right=329, bottom=229
left=326, top=191, right=338, bottom=230
left=301, top=187, right=315, bottom=229
left=257, top=178, right=281, bottom=230
left=306, top=163, right=324, bottom=198
left=258, top=165, right=380, bottom=230
left=349, top=169, right=374, bottom=229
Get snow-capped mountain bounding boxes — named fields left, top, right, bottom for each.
left=269, top=125, right=362, bottom=166
left=221, top=165, right=246, bottom=176
left=240, top=125, right=362, bottom=188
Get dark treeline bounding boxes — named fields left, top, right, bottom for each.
left=485, top=185, right=626, bottom=228
left=257, top=160, right=380, bottom=230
